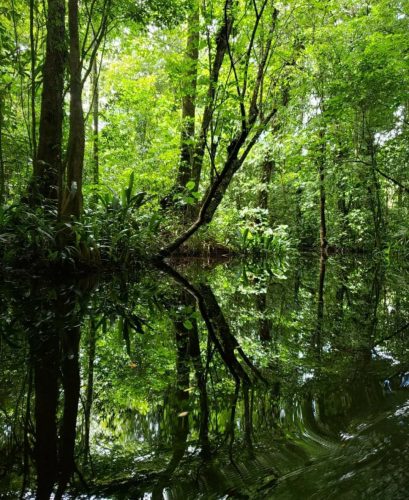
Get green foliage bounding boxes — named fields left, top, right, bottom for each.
left=1, top=0, right=409, bottom=263
left=236, top=213, right=294, bottom=256
left=87, top=172, right=161, bottom=262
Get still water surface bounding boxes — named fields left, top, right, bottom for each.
left=1, top=255, right=409, bottom=498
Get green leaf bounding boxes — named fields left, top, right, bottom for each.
left=183, top=319, right=193, bottom=330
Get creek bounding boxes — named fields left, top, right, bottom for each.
left=1, top=254, right=409, bottom=499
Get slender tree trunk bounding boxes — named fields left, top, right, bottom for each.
left=33, top=0, right=65, bottom=203
left=190, top=0, right=234, bottom=192
left=188, top=316, right=210, bottom=452
left=367, top=135, right=383, bottom=249
left=0, top=95, right=5, bottom=203
left=256, top=291, right=272, bottom=341
left=84, top=317, right=96, bottom=462
left=259, top=158, right=274, bottom=212
left=61, top=0, right=85, bottom=219
left=92, top=57, right=99, bottom=186
left=318, top=137, right=328, bottom=253
left=177, top=0, right=200, bottom=189
left=30, top=0, right=37, bottom=169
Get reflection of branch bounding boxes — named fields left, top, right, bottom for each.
left=157, top=261, right=267, bottom=385
left=198, top=283, right=251, bottom=384
left=375, top=321, right=409, bottom=345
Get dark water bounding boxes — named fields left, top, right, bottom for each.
left=1, top=254, right=409, bottom=499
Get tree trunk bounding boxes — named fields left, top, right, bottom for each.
left=61, top=0, right=85, bottom=219
left=33, top=0, right=65, bottom=203
left=367, top=135, right=383, bottom=249
left=258, top=158, right=274, bottom=212
left=0, top=95, right=5, bottom=203
left=190, top=0, right=234, bottom=192
left=30, top=0, right=37, bottom=170
left=177, top=0, right=200, bottom=189
left=318, top=138, right=328, bottom=253
left=92, top=57, right=99, bottom=186
left=157, top=114, right=275, bottom=258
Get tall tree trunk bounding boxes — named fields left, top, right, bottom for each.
left=61, top=0, right=85, bottom=219
left=258, top=158, right=274, bottom=213
left=190, top=0, right=234, bottom=192
left=0, top=94, right=5, bottom=203
left=177, top=0, right=200, bottom=189
left=367, top=134, right=383, bottom=249
left=318, top=136, right=328, bottom=253
left=30, top=0, right=37, bottom=169
left=92, top=57, right=99, bottom=187
left=33, top=0, right=65, bottom=203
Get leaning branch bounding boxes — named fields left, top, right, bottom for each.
left=375, top=166, right=409, bottom=194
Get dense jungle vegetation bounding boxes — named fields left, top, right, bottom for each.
left=0, top=0, right=408, bottom=266
left=3, top=2, right=409, bottom=498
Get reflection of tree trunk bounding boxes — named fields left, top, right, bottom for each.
left=256, top=292, right=271, bottom=341
left=56, top=325, right=81, bottom=498
left=243, top=386, right=253, bottom=452
left=313, top=254, right=326, bottom=354
left=16, top=279, right=95, bottom=498
left=368, top=263, right=382, bottom=349
left=227, top=384, right=240, bottom=460
left=187, top=310, right=210, bottom=454
left=152, top=315, right=190, bottom=499
left=21, top=367, right=33, bottom=497
left=199, top=284, right=251, bottom=385
left=84, top=317, right=97, bottom=463
left=31, top=330, right=60, bottom=500
left=157, top=261, right=265, bottom=385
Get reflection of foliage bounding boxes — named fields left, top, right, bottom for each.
left=2, top=256, right=409, bottom=497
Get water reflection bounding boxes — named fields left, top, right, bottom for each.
left=1, top=256, right=409, bottom=498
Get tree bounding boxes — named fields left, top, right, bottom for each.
left=32, top=0, right=65, bottom=204
left=158, top=0, right=299, bottom=257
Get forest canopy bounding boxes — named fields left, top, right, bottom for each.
left=0, top=0, right=408, bottom=266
